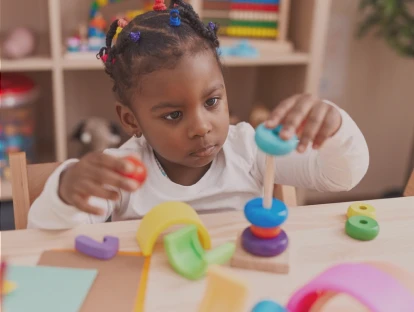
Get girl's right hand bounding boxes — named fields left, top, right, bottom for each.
left=58, top=152, right=141, bottom=215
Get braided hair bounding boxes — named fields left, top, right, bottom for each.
left=97, top=0, right=220, bottom=106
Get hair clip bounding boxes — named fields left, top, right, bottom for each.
left=208, top=22, right=216, bottom=31
left=129, top=31, right=141, bottom=43
left=153, top=0, right=167, bottom=11
left=170, top=9, right=181, bottom=27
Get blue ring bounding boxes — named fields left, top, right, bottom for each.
left=244, top=197, right=288, bottom=228
left=252, top=300, right=287, bottom=312
left=255, top=124, right=298, bottom=156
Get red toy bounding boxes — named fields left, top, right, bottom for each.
left=123, top=156, right=147, bottom=184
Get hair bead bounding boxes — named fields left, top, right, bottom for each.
left=129, top=31, right=141, bottom=42
left=170, top=9, right=181, bottom=27
left=118, top=18, right=128, bottom=28
left=153, top=0, right=167, bottom=11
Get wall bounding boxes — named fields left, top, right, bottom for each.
left=304, top=0, right=414, bottom=204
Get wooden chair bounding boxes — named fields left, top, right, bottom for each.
left=403, top=169, right=414, bottom=197
left=9, top=152, right=297, bottom=230
left=274, top=184, right=297, bottom=207
left=9, top=152, right=60, bottom=230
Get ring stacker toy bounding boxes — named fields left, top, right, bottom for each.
left=231, top=124, right=298, bottom=273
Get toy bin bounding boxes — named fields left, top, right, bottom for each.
left=0, top=73, right=39, bottom=181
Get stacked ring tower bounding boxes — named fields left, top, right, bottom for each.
left=231, top=124, right=298, bottom=274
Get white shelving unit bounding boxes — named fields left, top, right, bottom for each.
left=0, top=57, right=53, bottom=71
left=1, top=0, right=332, bottom=200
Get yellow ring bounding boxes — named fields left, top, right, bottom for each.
left=347, top=202, right=376, bottom=219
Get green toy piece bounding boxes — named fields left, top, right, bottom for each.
left=345, top=215, right=379, bottom=241
left=164, top=224, right=235, bottom=280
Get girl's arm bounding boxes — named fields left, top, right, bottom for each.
left=27, top=148, right=140, bottom=229
left=252, top=104, right=369, bottom=192
left=27, top=159, right=116, bottom=229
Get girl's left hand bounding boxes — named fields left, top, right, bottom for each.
left=265, top=94, right=342, bottom=153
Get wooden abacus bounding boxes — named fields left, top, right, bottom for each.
left=200, top=0, right=291, bottom=41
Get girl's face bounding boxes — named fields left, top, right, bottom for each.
left=119, top=51, right=229, bottom=171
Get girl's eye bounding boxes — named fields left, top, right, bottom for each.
left=164, top=111, right=182, bottom=120
left=205, top=98, right=219, bottom=107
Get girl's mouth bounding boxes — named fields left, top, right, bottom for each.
left=190, top=145, right=217, bottom=157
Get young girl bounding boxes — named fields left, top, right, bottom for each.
left=28, top=0, right=369, bottom=229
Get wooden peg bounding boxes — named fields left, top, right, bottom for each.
left=263, top=154, right=275, bottom=208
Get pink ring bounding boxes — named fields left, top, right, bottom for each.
left=286, top=263, right=414, bottom=312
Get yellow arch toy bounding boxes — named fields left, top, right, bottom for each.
left=136, top=202, right=211, bottom=256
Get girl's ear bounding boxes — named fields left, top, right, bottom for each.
left=116, top=102, right=142, bottom=137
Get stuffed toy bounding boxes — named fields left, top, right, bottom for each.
left=1, top=27, right=36, bottom=59
left=72, top=117, right=122, bottom=156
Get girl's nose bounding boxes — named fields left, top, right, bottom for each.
left=188, top=114, right=212, bottom=138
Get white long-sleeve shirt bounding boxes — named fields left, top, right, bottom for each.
left=28, top=105, right=369, bottom=229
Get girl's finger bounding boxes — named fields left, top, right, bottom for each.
left=89, top=152, right=136, bottom=174
left=297, top=103, right=329, bottom=153
left=77, top=180, right=120, bottom=201
left=86, top=166, right=140, bottom=192
left=312, top=107, right=338, bottom=149
left=279, top=95, right=316, bottom=140
left=265, top=94, right=302, bottom=128
left=72, top=194, right=106, bottom=216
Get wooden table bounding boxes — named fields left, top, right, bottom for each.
left=1, top=196, right=414, bottom=311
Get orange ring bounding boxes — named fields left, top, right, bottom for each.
left=250, top=225, right=281, bottom=238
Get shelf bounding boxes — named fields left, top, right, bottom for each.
left=62, top=52, right=104, bottom=70
left=222, top=52, right=309, bottom=66
left=61, top=39, right=309, bottom=69
left=0, top=0, right=329, bottom=164
left=0, top=57, right=53, bottom=72
left=219, top=38, right=309, bottom=66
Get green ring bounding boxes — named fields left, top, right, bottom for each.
left=345, top=216, right=379, bottom=241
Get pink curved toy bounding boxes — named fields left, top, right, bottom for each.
left=286, top=263, right=414, bottom=312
